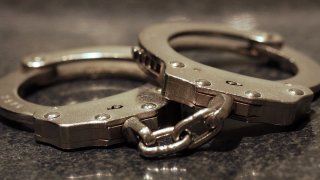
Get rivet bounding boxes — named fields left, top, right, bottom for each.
left=195, top=79, right=211, bottom=86
left=193, top=68, right=201, bottom=72
left=245, top=90, right=261, bottom=98
left=95, top=114, right=111, bottom=121
left=44, top=112, right=60, bottom=120
left=170, top=61, right=185, bottom=68
left=141, top=103, right=157, bottom=110
left=288, top=88, right=304, bottom=96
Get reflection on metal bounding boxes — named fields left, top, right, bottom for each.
left=225, top=13, right=257, bottom=31
left=65, top=52, right=106, bottom=60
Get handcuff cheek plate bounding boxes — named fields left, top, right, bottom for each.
left=0, top=46, right=167, bottom=149
left=137, top=23, right=320, bottom=125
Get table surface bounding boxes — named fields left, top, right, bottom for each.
left=1, top=0, right=320, bottom=179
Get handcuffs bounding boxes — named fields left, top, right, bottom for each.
left=0, top=22, right=319, bottom=158
left=0, top=46, right=169, bottom=149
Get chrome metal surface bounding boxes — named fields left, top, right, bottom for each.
left=137, top=22, right=320, bottom=125
left=138, top=127, right=192, bottom=158
left=0, top=46, right=167, bottom=149
left=123, top=94, right=232, bottom=157
left=1, top=1, right=320, bottom=178
left=22, top=46, right=133, bottom=68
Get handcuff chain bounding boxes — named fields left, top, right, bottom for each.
left=122, top=94, right=233, bottom=157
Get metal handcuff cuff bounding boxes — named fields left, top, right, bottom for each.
left=0, top=45, right=228, bottom=157
left=0, top=46, right=172, bottom=150
left=0, top=23, right=319, bottom=158
left=133, top=22, right=320, bottom=156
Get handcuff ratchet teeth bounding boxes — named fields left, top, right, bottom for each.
left=132, top=22, right=320, bottom=156
left=1, top=23, right=320, bottom=158
left=0, top=45, right=234, bottom=157
left=137, top=22, right=320, bottom=126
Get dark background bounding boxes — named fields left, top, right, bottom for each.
left=0, top=0, right=320, bottom=179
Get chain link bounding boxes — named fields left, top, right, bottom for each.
left=138, top=127, right=192, bottom=157
left=122, top=94, right=233, bottom=157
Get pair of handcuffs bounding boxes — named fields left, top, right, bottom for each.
left=0, top=22, right=319, bottom=158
